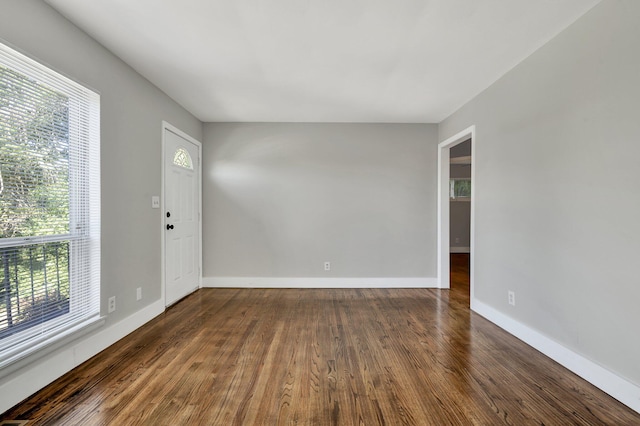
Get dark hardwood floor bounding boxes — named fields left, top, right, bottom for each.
left=2, top=255, right=639, bottom=425
left=450, top=252, right=470, bottom=300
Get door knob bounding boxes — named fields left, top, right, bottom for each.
left=166, top=224, right=174, bottom=230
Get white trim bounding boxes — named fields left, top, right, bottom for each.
left=450, top=246, right=470, bottom=253
left=472, top=299, right=640, bottom=413
left=437, top=125, right=475, bottom=292
left=202, top=277, right=438, bottom=289
left=161, top=121, right=203, bottom=307
left=0, top=299, right=164, bottom=414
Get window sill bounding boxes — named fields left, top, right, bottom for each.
left=0, top=316, right=106, bottom=380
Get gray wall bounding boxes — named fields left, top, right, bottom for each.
left=449, top=201, right=470, bottom=249
left=450, top=139, right=471, bottom=158
left=0, top=0, right=202, bottom=400
left=203, top=123, right=438, bottom=278
left=450, top=162, right=471, bottom=249
left=440, top=0, right=640, bottom=386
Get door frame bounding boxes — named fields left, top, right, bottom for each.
left=161, top=121, right=202, bottom=307
left=437, top=125, right=475, bottom=300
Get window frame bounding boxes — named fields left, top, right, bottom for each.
left=0, top=41, right=101, bottom=372
left=450, top=178, right=472, bottom=201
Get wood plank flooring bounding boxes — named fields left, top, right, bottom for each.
left=2, top=255, right=639, bottom=425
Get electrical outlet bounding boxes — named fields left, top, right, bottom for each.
left=324, top=261, right=331, bottom=271
left=508, top=291, right=515, bottom=306
left=455, top=237, right=460, bottom=243
left=108, top=296, right=116, bottom=313
left=136, top=287, right=142, bottom=301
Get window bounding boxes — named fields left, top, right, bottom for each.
left=0, top=42, right=100, bottom=369
left=173, top=147, right=193, bottom=169
left=450, top=178, right=471, bottom=200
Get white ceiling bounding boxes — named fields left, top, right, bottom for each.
left=45, top=0, right=600, bottom=123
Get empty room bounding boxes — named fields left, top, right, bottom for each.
left=1, top=0, right=639, bottom=424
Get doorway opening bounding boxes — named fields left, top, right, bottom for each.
left=449, top=139, right=471, bottom=299
left=437, top=126, right=475, bottom=306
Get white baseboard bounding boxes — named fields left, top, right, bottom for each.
left=0, top=299, right=165, bottom=414
left=450, top=246, right=470, bottom=253
left=202, top=276, right=438, bottom=288
left=472, top=298, right=640, bottom=413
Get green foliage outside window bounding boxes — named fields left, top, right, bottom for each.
left=0, top=64, right=70, bottom=238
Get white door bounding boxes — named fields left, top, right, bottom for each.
left=164, top=126, right=200, bottom=306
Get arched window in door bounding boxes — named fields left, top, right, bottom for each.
left=173, top=147, right=193, bottom=169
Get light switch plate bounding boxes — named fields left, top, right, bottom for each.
left=151, top=195, right=160, bottom=208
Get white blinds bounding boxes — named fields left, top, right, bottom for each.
left=0, top=42, right=100, bottom=369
